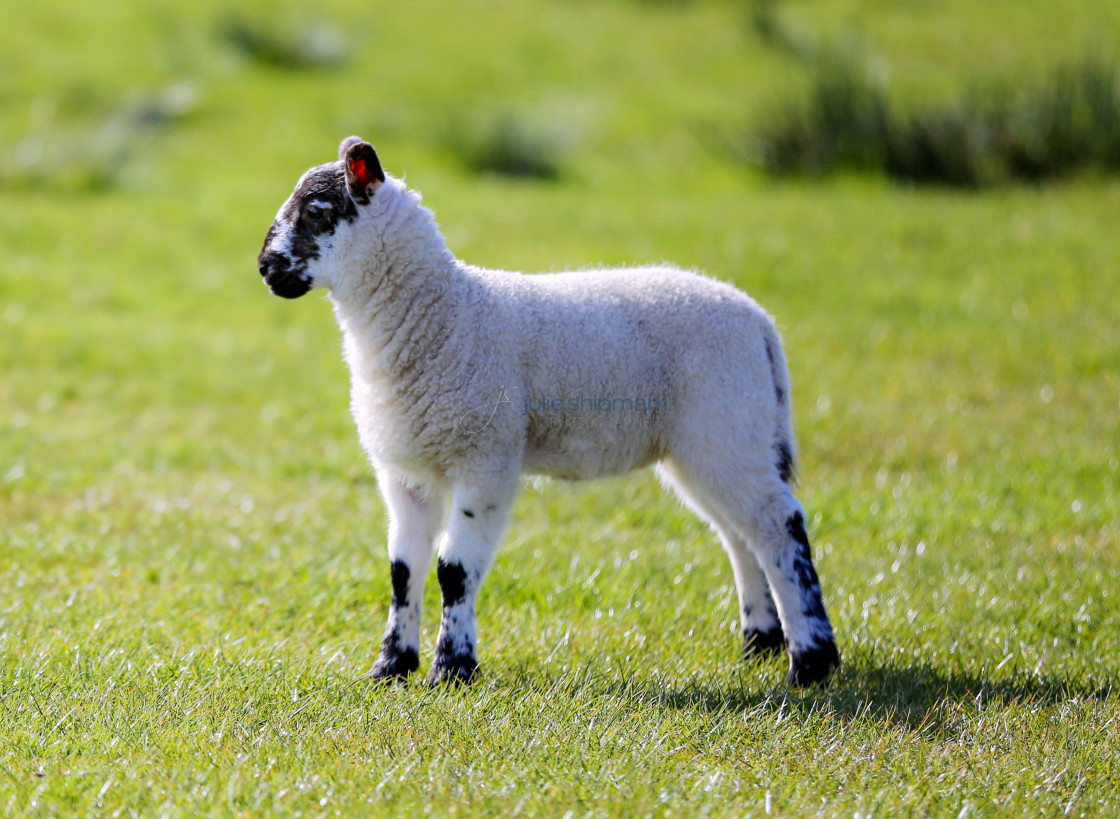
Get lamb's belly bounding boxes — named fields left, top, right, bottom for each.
left=522, top=429, right=660, bottom=480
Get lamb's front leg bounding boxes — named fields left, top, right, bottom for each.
left=429, top=474, right=517, bottom=685
left=369, top=474, right=445, bottom=681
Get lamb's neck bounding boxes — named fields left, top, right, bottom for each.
left=331, top=247, right=466, bottom=384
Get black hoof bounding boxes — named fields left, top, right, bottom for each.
left=427, top=654, right=478, bottom=687
left=367, top=647, right=419, bottom=682
left=742, top=626, right=786, bottom=660
left=786, top=641, right=841, bottom=687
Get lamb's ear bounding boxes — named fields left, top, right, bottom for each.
left=340, top=136, right=384, bottom=202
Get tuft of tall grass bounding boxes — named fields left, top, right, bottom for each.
left=752, top=55, right=1120, bottom=187
left=1, top=82, right=201, bottom=192
left=755, top=55, right=892, bottom=178
left=450, top=112, right=570, bottom=180
left=995, top=58, right=1120, bottom=181
left=222, top=17, right=348, bottom=71
left=749, top=0, right=821, bottom=64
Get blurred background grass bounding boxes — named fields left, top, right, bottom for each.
left=1, top=0, right=1119, bottom=815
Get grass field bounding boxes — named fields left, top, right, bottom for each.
left=2, top=0, right=1119, bottom=815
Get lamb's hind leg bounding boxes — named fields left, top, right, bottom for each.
left=663, top=456, right=839, bottom=686
left=369, top=473, right=445, bottom=681
left=658, top=460, right=785, bottom=659
left=428, top=470, right=518, bottom=685
left=748, top=491, right=841, bottom=686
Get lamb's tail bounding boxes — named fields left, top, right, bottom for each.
left=761, top=320, right=798, bottom=485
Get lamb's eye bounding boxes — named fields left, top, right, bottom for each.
left=303, top=204, right=328, bottom=225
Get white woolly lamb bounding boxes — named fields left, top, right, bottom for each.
left=256, top=137, right=840, bottom=687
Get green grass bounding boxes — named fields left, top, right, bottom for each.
left=2, top=0, right=1119, bottom=815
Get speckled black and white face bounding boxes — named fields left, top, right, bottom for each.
left=257, top=137, right=384, bottom=299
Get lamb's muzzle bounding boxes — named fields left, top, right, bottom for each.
left=258, top=251, right=311, bottom=299
left=256, top=136, right=841, bottom=688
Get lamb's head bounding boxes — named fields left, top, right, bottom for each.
left=257, top=136, right=384, bottom=299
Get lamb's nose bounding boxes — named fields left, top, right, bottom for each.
left=258, top=251, right=290, bottom=279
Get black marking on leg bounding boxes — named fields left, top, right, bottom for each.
left=799, top=590, right=828, bottom=620
left=429, top=632, right=478, bottom=686
left=462, top=509, right=475, bottom=518
left=369, top=630, right=419, bottom=682
left=775, top=440, right=795, bottom=484
left=786, top=512, right=828, bottom=620
left=434, top=631, right=476, bottom=660
left=785, top=511, right=810, bottom=549
left=437, top=559, right=468, bottom=608
left=742, top=625, right=786, bottom=660
left=428, top=654, right=478, bottom=686
left=389, top=560, right=410, bottom=608
left=764, top=334, right=786, bottom=406
left=787, top=641, right=841, bottom=687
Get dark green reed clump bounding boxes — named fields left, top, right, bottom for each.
left=754, top=55, right=1120, bottom=187
left=452, top=112, right=570, bottom=180
left=222, top=17, right=348, bottom=71
left=2, top=82, right=200, bottom=192
left=996, top=58, right=1120, bottom=180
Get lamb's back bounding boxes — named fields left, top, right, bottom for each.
left=481, top=265, right=767, bottom=389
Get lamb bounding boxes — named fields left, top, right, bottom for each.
left=256, top=136, right=841, bottom=687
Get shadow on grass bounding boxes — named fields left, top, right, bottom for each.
left=521, top=658, right=1117, bottom=733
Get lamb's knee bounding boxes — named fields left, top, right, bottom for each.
left=437, top=557, right=470, bottom=608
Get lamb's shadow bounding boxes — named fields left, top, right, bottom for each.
left=571, top=660, right=1117, bottom=733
